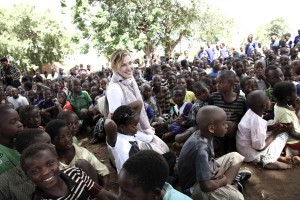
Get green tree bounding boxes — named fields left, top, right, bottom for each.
left=70, top=0, right=233, bottom=57
left=255, top=17, right=289, bottom=44
left=0, top=4, right=75, bottom=71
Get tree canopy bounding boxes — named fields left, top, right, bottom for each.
left=255, top=17, right=290, bottom=44
left=0, top=4, right=75, bottom=71
left=71, top=0, right=233, bottom=57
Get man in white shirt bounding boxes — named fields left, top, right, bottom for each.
left=8, top=88, right=29, bottom=109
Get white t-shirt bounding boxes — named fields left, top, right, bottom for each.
left=8, top=95, right=29, bottom=109
left=108, top=131, right=169, bottom=173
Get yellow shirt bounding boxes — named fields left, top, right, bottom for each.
left=59, top=144, right=109, bottom=176
left=274, top=104, right=300, bottom=144
left=170, top=91, right=196, bottom=104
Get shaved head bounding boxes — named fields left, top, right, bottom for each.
left=196, top=105, right=226, bottom=131
left=246, top=90, right=268, bottom=111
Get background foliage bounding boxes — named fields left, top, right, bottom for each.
left=70, top=0, right=234, bottom=57
left=0, top=4, right=75, bottom=71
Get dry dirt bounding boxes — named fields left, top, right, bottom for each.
left=79, top=134, right=300, bottom=200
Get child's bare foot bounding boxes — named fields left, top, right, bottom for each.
left=278, top=156, right=293, bottom=164
left=292, top=156, right=300, bottom=164
left=264, top=161, right=292, bottom=170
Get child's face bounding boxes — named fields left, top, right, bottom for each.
left=0, top=109, right=23, bottom=139
left=266, top=68, right=284, bottom=87
left=121, top=115, right=139, bottom=135
left=254, top=63, right=264, bottom=76
left=100, top=81, right=107, bottom=90
left=233, top=62, right=243, bottom=76
left=27, top=108, right=41, bottom=128
left=53, top=126, right=73, bottom=150
left=82, top=83, right=90, bottom=92
left=28, top=92, right=36, bottom=101
left=280, top=57, right=290, bottom=66
left=177, top=78, right=187, bottom=88
left=167, top=76, right=176, bottom=89
left=216, top=77, right=233, bottom=93
left=243, top=79, right=258, bottom=96
left=194, top=86, right=210, bottom=101
left=283, top=69, right=295, bottom=82
left=141, top=85, right=152, bottom=100
left=182, top=70, right=190, bottom=78
left=192, top=71, right=199, bottom=81
left=152, top=76, right=161, bottom=88
left=66, top=114, right=79, bottom=136
left=172, top=90, right=185, bottom=106
left=72, top=80, right=81, bottom=93
left=57, top=93, right=67, bottom=105
left=212, top=112, right=228, bottom=137
left=43, top=91, right=52, bottom=102
left=118, top=169, right=157, bottom=200
left=90, top=87, right=99, bottom=98
left=23, top=149, right=60, bottom=191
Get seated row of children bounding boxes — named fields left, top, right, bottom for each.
left=1, top=50, right=300, bottom=199
left=0, top=105, right=190, bottom=199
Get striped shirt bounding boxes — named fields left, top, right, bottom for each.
left=208, top=92, right=246, bottom=123
left=35, top=168, right=102, bottom=200
left=152, top=86, right=171, bottom=114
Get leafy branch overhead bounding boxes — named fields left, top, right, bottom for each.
left=72, top=0, right=233, bottom=57
left=0, top=4, right=75, bottom=71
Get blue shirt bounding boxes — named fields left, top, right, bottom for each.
left=246, top=42, right=257, bottom=57
left=294, top=35, right=300, bottom=45
left=205, top=48, right=215, bottom=64
left=163, top=183, right=192, bottom=200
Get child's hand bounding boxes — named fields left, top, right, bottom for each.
left=213, top=167, right=225, bottom=180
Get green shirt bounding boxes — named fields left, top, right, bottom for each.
left=0, top=144, right=20, bottom=174
left=67, top=91, right=92, bottom=117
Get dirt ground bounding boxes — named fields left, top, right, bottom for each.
left=78, top=135, right=300, bottom=200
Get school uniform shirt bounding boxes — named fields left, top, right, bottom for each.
left=59, top=144, right=109, bottom=177
left=0, top=144, right=20, bottom=175
left=34, top=168, right=102, bottom=200
left=7, top=95, right=29, bottom=109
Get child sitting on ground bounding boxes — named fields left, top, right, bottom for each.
left=38, top=89, right=58, bottom=125
left=173, top=81, right=210, bottom=150
left=105, top=100, right=170, bottom=174
left=236, top=90, right=292, bottom=169
left=45, top=119, right=110, bottom=188
left=56, top=91, right=73, bottom=112
left=174, top=75, right=196, bottom=103
left=20, top=143, right=117, bottom=200
left=162, top=86, right=193, bottom=142
left=57, top=110, right=80, bottom=145
left=0, top=105, right=23, bottom=174
left=240, top=77, right=258, bottom=97
left=118, top=150, right=191, bottom=200
left=209, top=70, right=247, bottom=155
left=178, top=106, right=251, bottom=199
left=19, top=105, right=42, bottom=129
left=273, top=81, right=300, bottom=163
left=0, top=128, right=51, bottom=200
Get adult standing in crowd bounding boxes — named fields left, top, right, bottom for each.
left=0, top=57, right=21, bottom=88
left=106, top=49, right=154, bottom=135
left=245, top=34, right=257, bottom=58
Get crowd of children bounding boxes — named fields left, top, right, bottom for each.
left=1, top=32, right=300, bottom=199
